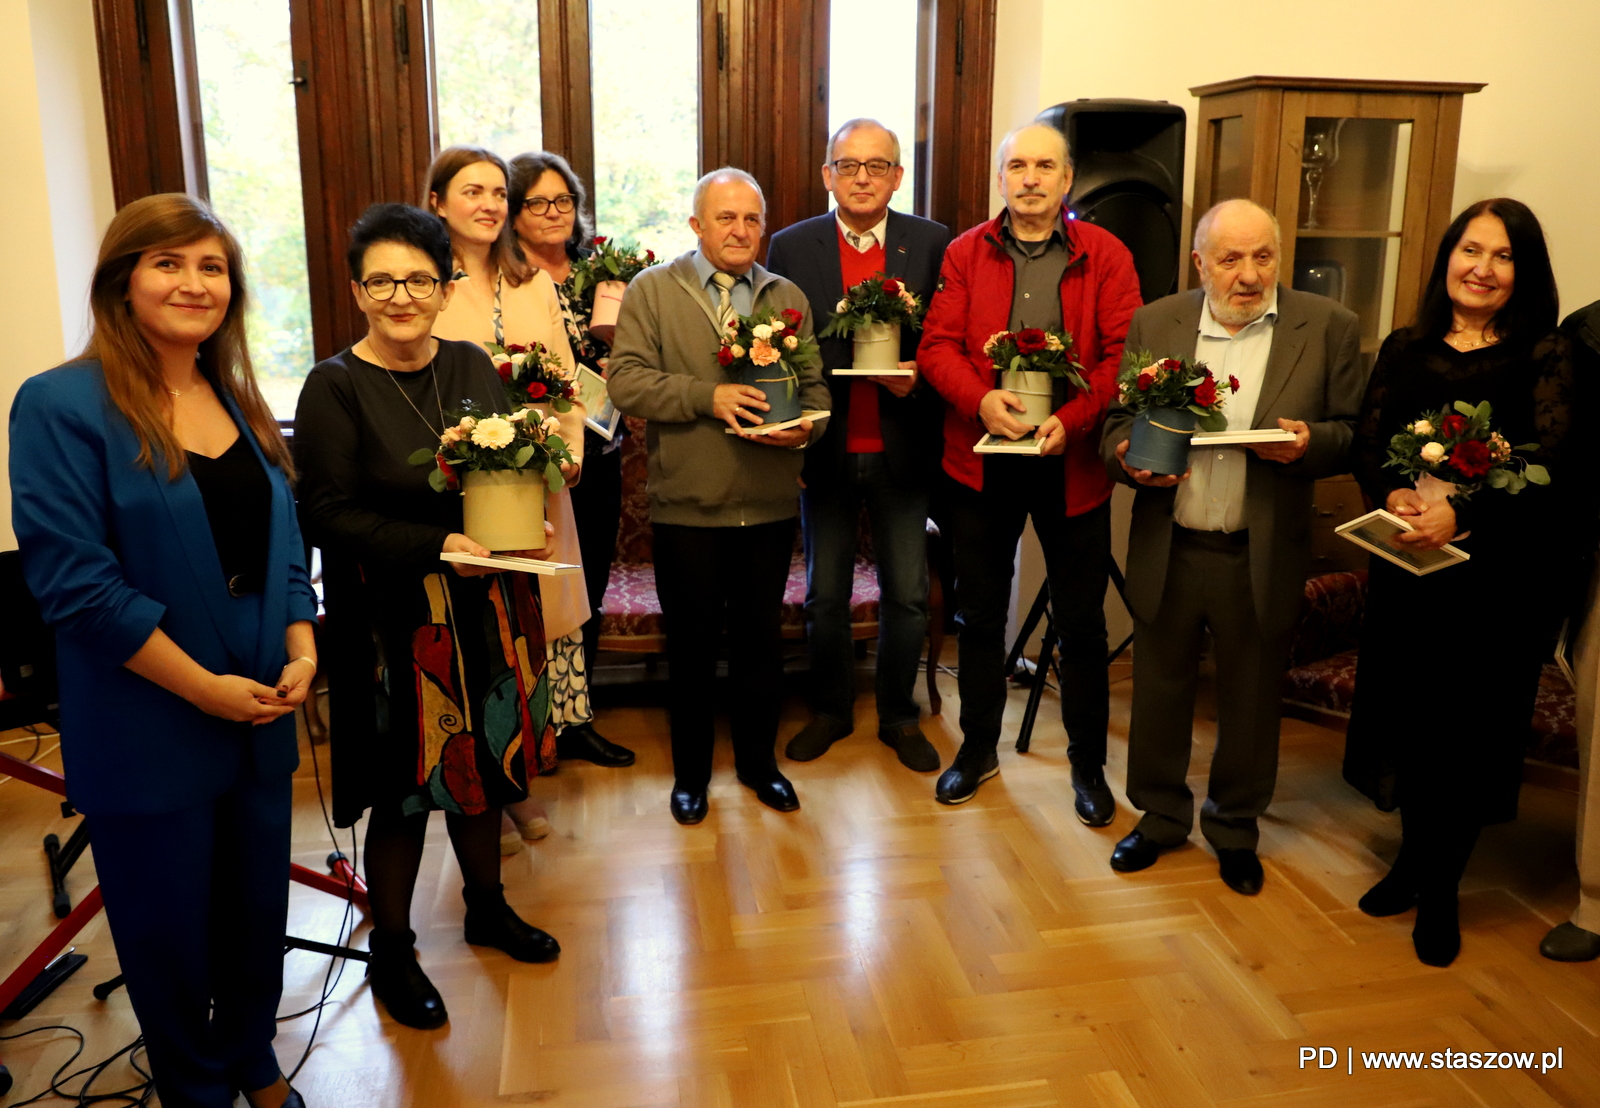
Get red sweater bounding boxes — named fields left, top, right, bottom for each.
left=838, top=225, right=886, bottom=452
left=917, top=214, right=1142, bottom=517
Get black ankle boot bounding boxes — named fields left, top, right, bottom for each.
left=1358, top=860, right=1417, bottom=917
left=1413, top=890, right=1461, bottom=966
left=367, top=927, right=447, bottom=1029
left=463, top=885, right=561, bottom=963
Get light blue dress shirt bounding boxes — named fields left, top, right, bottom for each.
left=692, top=250, right=755, bottom=317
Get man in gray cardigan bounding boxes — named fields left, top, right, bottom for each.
left=1100, top=199, right=1365, bottom=893
left=608, top=167, right=831, bottom=825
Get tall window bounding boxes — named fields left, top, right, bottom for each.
left=433, top=0, right=543, bottom=155
left=827, top=0, right=922, bottom=213
left=192, top=0, right=313, bottom=418
left=590, top=0, right=699, bottom=258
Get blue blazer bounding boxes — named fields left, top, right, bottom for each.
left=8, top=361, right=319, bottom=816
left=765, top=210, right=952, bottom=491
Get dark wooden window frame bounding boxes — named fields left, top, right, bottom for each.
left=92, top=0, right=995, bottom=380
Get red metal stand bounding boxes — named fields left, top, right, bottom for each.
left=0, top=748, right=367, bottom=1096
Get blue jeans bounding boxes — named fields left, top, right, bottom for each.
left=801, top=452, right=930, bottom=729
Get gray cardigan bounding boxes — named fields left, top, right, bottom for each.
left=607, top=252, right=832, bottom=527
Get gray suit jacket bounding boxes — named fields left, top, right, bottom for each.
left=1100, top=286, right=1366, bottom=639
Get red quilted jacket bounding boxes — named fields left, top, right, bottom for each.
left=917, top=213, right=1142, bottom=517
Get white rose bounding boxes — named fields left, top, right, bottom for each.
left=470, top=416, right=516, bottom=450
left=836, top=298, right=849, bottom=313
left=440, top=427, right=461, bottom=444
left=731, top=344, right=746, bottom=358
left=784, top=335, right=798, bottom=350
left=492, top=354, right=511, bottom=369
left=1420, top=441, right=1446, bottom=464
left=1411, top=419, right=1434, bottom=436
left=457, top=416, right=477, bottom=433
left=541, top=416, right=561, bottom=435
left=507, top=409, right=527, bottom=422
left=752, top=324, right=772, bottom=340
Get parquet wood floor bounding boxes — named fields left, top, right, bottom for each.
left=3, top=651, right=1598, bottom=1107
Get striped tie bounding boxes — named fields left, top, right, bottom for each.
left=711, top=271, right=737, bottom=330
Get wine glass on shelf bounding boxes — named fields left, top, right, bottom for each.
left=1300, top=118, right=1346, bottom=229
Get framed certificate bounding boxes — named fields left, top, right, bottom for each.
left=441, top=553, right=583, bottom=575
left=973, top=433, right=1046, bottom=455
left=1334, top=509, right=1470, bottom=576
left=1191, top=427, right=1297, bottom=446
left=575, top=365, right=623, bottom=441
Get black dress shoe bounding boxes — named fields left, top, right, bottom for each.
left=556, top=722, right=636, bottom=767
left=1069, top=763, right=1115, bottom=827
left=1109, top=830, right=1168, bottom=872
left=366, top=928, right=447, bottom=1029
left=463, top=886, right=561, bottom=963
left=934, top=742, right=999, bottom=805
left=879, top=723, right=940, bottom=772
left=737, top=771, right=800, bottom=812
left=1412, top=891, right=1461, bottom=967
left=240, top=1078, right=305, bottom=1108
left=1216, top=848, right=1264, bottom=895
left=671, top=787, right=708, bottom=825
left=785, top=717, right=852, bottom=761
left=1540, top=921, right=1600, bottom=962
left=1358, top=868, right=1418, bottom=917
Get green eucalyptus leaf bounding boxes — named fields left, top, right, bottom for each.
left=427, top=467, right=447, bottom=493
left=513, top=445, right=535, bottom=468
left=545, top=461, right=563, bottom=491
left=408, top=447, right=437, bottom=466
left=1514, top=442, right=1541, bottom=453
left=547, top=434, right=566, bottom=451
left=1485, top=469, right=1510, bottom=487
left=1525, top=464, right=1551, bottom=485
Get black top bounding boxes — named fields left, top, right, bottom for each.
left=294, top=338, right=507, bottom=577
left=186, top=433, right=270, bottom=589
left=999, top=212, right=1069, bottom=332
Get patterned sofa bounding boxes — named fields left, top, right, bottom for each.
left=596, top=418, right=884, bottom=654
left=1283, top=571, right=1580, bottom=784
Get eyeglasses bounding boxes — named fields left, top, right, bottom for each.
left=360, top=273, right=442, bottom=300
left=829, top=159, right=896, bottom=178
left=523, top=194, right=577, bottom=215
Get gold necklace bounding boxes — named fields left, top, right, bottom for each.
left=364, top=339, right=445, bottom=436
left=1448, top=325, right=1494, bottom=350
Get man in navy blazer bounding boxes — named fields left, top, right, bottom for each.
left=765, top=118, right=951, bottom=772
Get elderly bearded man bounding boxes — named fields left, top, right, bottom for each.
left=919, top=123, right=1142, bottom=813
left=1100, top=198, right=1365, bottom=894
left=765, top=118, right=951, bottom=774
left=608, top=168, right=831, bottom=825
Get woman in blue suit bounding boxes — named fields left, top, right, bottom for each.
left=8, top=194, right=317, bottom=1108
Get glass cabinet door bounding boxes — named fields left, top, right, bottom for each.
left=1288, top=115, right=1412, bottom=367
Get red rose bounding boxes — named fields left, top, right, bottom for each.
left=1160, top=358, right=1183, bottom=373
left=781, top=307, right=803, bottom=327
left=1449, top=438, right=1493, bottom=478
left=496, top=362, right=513, bottom=382
left=1015, top=327, right=1048, bottom=355
left=437, top=456, right=458, bottom=488
left=594, top=236, right=607, bottom=245
left=717, top=345, right=735, bottom=367
left=882, top=278, right=903, bottom=295
left=1136, top=374, right=1153, bottom=391
left=525, top=381, right=548, bottom=400
left=645, top=249, right=655, bottom=262
left=1194, top=377, right=1219, bottom=407
left=1440, top=414, right=1469, bottom=438
left=1228, top=375, right=1240, bottom=392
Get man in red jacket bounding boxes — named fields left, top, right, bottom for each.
left=918, top=122, right=1142, bottom=810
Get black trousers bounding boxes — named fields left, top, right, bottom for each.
left=570, top=429, right=623, bottom=676
left=88, top=770, right=292, bottom=1107
left=653, top=519, right=795, bottom=789
left=1126, top=527, right=1290, bottom=851
left=945, top=460, right=1110, bottom=761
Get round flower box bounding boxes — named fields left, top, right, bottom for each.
left=742, top=367, right=802, bottom=425
left=1001, top=369, right=1054, bottom=428
left=462, top=469, right=546, bottom=551
left=588, top=279, right=628, bottom=332
left=851, top=321, right=900, bottom=372
left=1125, top=406, right=1197, bottom=475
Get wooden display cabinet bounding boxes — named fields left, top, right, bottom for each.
left=1188, top=76, right=1484, bottom=570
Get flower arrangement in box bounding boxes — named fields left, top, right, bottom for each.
left=569, top=236, right=657, bottom=333
left=982, top=328, right=1090, bottom=428
left=819, top=275, right=924, bottom=372
left=717, top=307, right=820, bottom=425
left=1384, top=400, right=1548, bottom=503
left=409, top=405, right=577, bottom=550
left=488, top=340, right=575, bottom=412
left=1115, top=350, right=1236, bottom=474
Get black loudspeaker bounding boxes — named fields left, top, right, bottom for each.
left=1035, top=99, right=1186, bottom=304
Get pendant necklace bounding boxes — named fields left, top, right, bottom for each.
left=366, top=339, right=445, bottom=437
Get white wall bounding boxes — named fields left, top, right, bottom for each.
left=0, top=0, right=115, bottom=550
left=991, top=0, right=1600, bottom=310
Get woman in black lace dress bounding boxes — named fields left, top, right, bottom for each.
left=1344, top=198, right=1578, bottom=966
